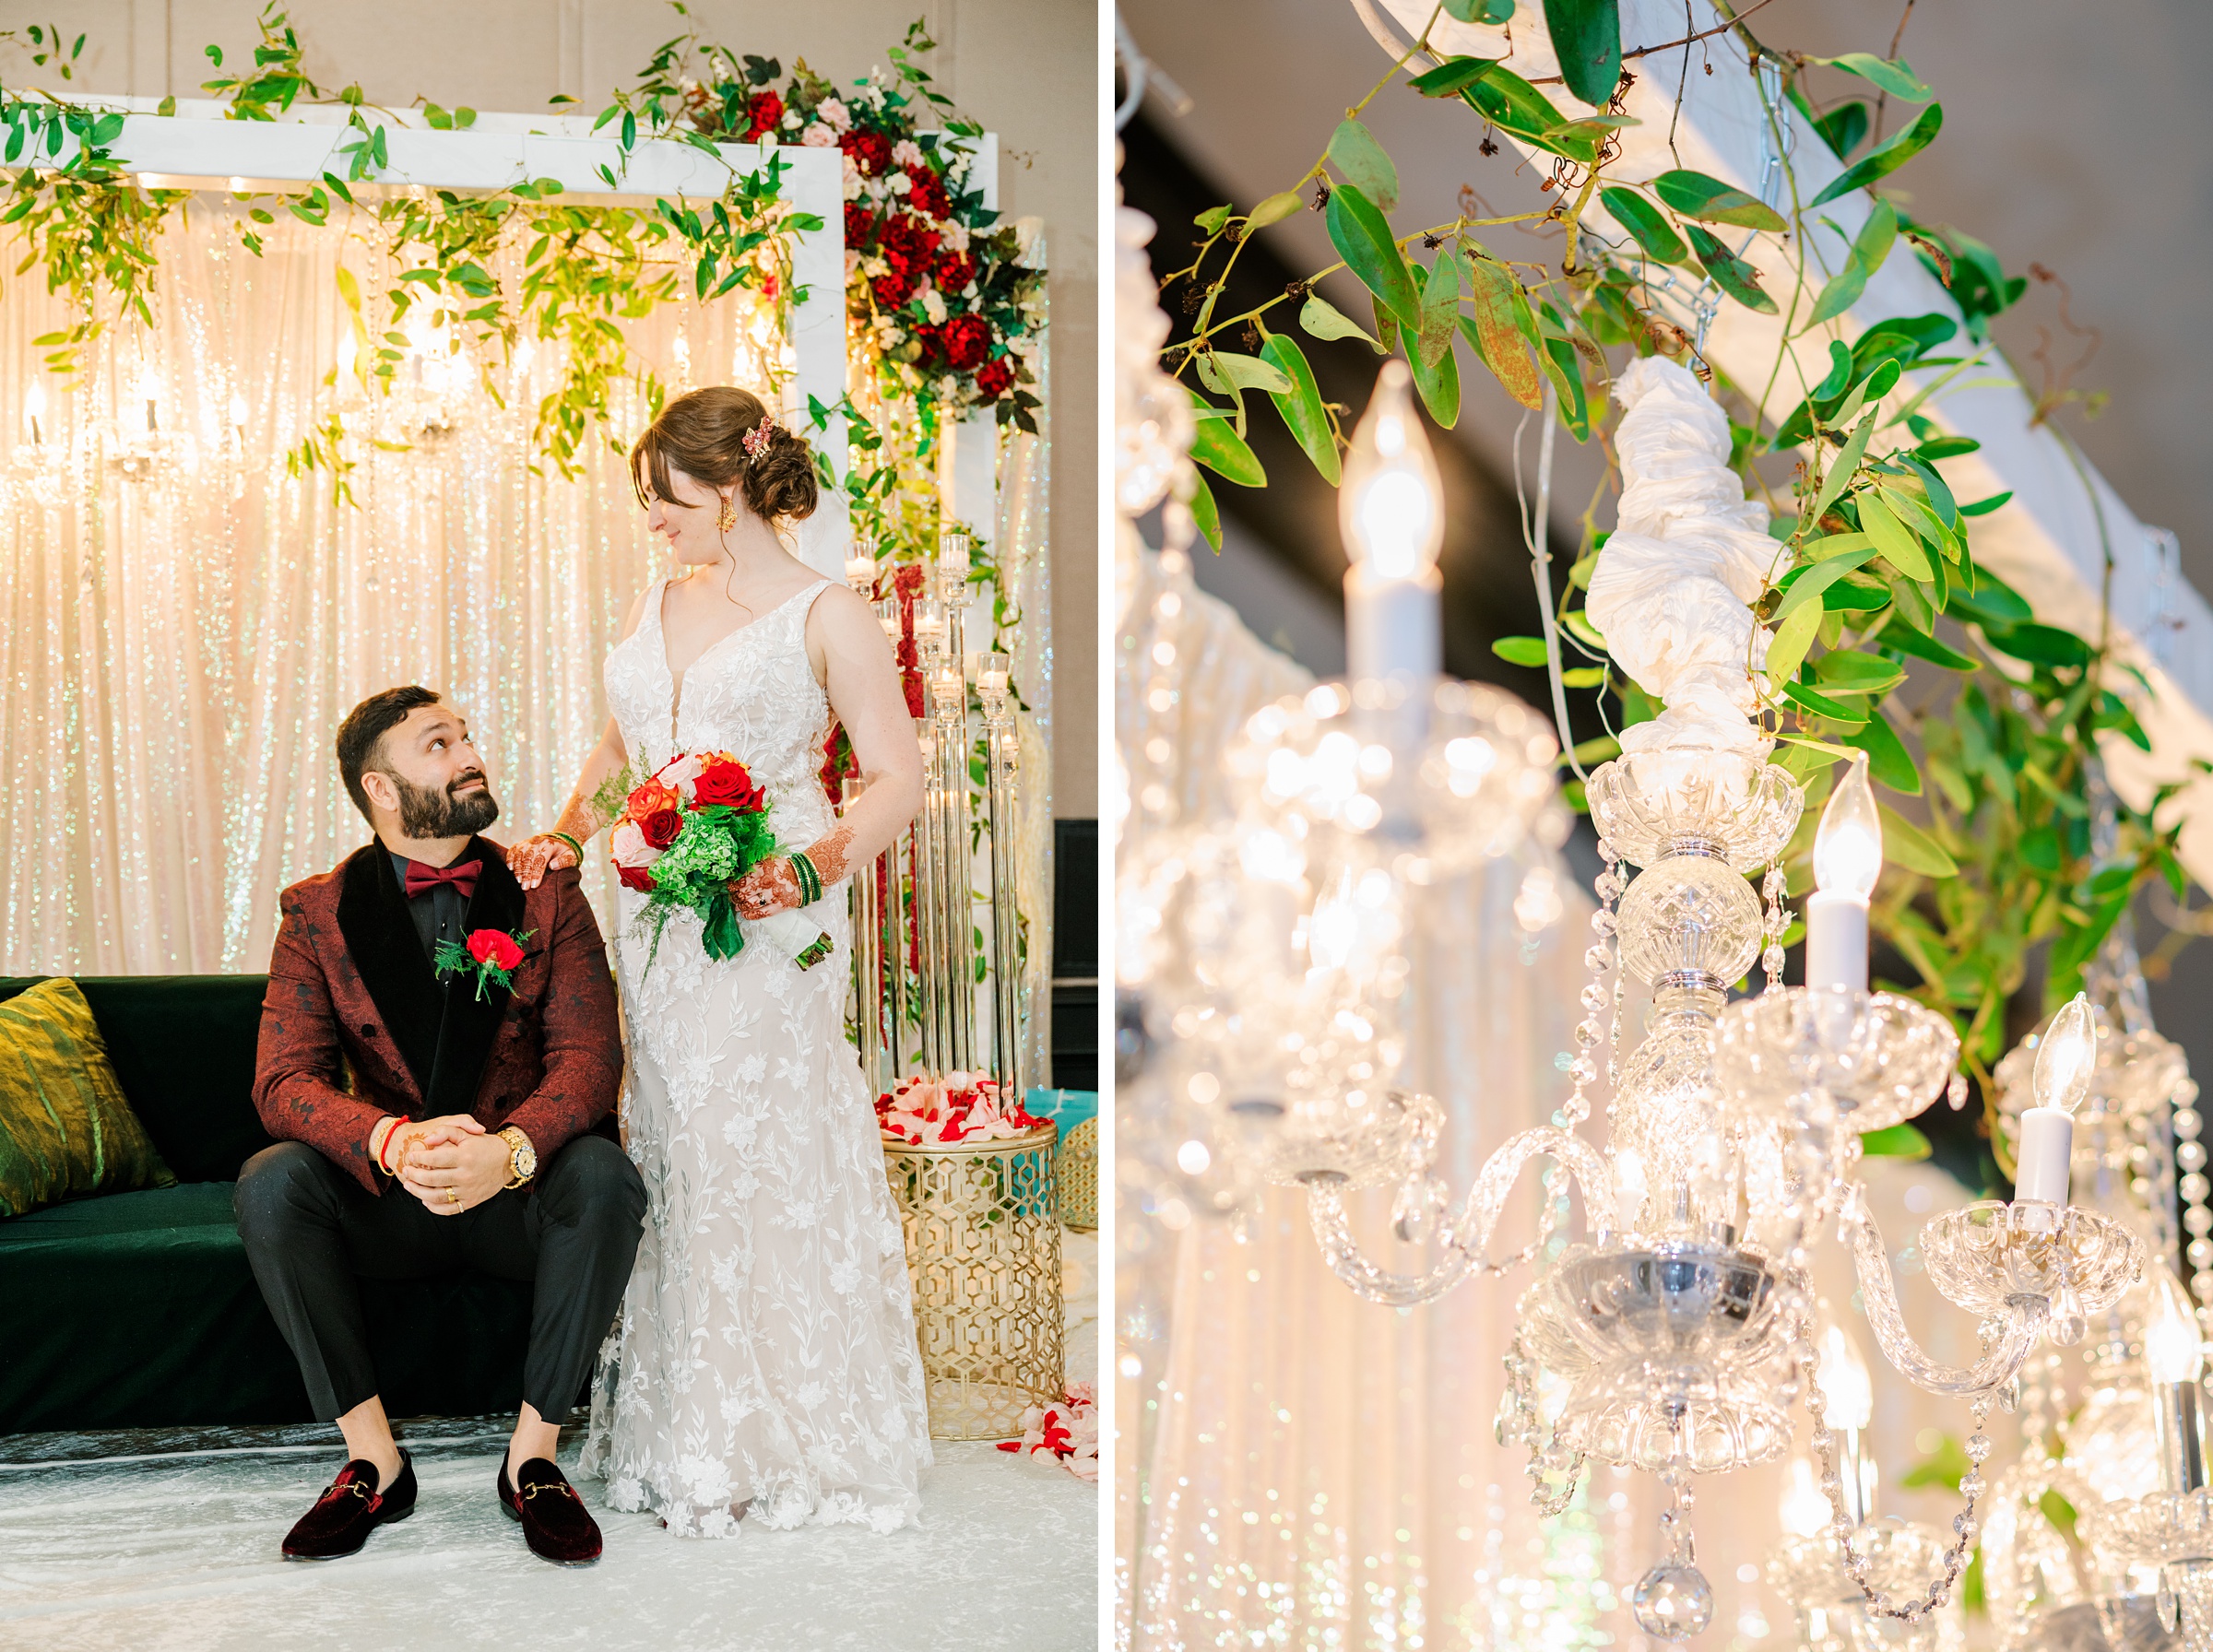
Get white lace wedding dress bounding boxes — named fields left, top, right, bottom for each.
left=578, top=575, right=931, bottom=1538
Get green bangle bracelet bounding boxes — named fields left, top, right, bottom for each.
left=791, top=852, right=822, bottom=905
left=548, top=831, right=585, bottom=859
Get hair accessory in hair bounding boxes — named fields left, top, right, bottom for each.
left=742, top=418, right=777, bottom=462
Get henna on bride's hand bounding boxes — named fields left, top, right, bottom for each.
left=730, top=856, right=802, bottom=917
left=801, top=825, right=856, bottom=886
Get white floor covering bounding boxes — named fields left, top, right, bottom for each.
left=0, top=1233, right=1097, bottom=1652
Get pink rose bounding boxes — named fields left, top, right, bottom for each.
left=609, top=819, right=657, bottom=869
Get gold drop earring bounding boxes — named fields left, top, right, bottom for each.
left=716, top=493, right=737, bottom=534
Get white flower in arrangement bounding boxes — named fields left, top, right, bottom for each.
left=892, top=138, right=926, bottom=170
left=842, top=154, right=863, bottom=191
left=886, top=171, right=910, bottom=195
left=938, top=375, right=959, bottom=400
left=941, top=220, right=969, bottom=254
left=844, top=250, right=862, bottom=279
left=780, top=108, right=800, bottom=129
left=921, top=285, right=947, bottom=323
left=861, top=254, right=888, bottom=278
left=818, top=96, right=850, bottom=130
left=801, top=121, right=836, bottom=147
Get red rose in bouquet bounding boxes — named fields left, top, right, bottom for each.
left=871, top=270, right=918, bottom=310
left=908, top=322, right=942, bottom=368
left=845, top=200, right=876, bottom=249
left=940, top=314, right=992, bottom=372
left=640, top=807, right=684, bottom=850
left=935, top=249, right=977, bottom=295
left=691, top=757, right=765, bottom=812
left=740, top=90, right=783, bottom=142
left=879, top=213, right=942, bottom=274
left=617, top=863, right=657, bottom=894
left=974, top=357, right=1015, bottom=401
left=840, top=128, right=893, bottom=176
left=467, top=928, right=526, bottom=972
left=903, top=164, right=952, bottom=222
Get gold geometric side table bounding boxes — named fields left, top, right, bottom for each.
left=882, top=1122, right=1065, bottom=1440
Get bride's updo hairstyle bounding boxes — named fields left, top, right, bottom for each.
left=629, top=385, right=818, bottom=525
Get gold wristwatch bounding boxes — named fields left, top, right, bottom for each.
left=497, top=1126, right=537, bottom=1189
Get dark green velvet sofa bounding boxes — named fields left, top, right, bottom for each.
left=0, top=975, right=540, bottom=1434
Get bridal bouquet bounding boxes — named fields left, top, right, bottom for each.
left=607, top=752, right=833, bottom=969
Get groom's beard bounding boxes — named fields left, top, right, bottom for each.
left=390, top=768, right=501, bottom=838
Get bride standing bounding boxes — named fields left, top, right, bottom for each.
left=507, top=386, right=929, bottom=1537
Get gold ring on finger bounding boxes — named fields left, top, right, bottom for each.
left=448, top=1188, right=459, bottom=1206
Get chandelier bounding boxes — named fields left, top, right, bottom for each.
left=1121, top=348, right=2184, bottom=1640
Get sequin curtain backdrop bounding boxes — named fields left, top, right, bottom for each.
left=0, top=202, right=788, bottom=972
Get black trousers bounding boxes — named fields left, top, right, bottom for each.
left=234, top=1135, right=646, bottom=1424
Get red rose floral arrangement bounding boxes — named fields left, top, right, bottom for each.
left=874, top=1071, right=1047, bottom=1144
left=608, top=751, right=833, bottom=970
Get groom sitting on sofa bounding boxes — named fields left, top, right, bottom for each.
left=236, top=685, right=644, bottom=1566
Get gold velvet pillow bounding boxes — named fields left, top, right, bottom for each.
left=0, top=978, right=175, bottom=1219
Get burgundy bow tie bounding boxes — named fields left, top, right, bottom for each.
left=404, top=857, right=482, bottom=902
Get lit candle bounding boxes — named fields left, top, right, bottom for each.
left=2013, top=991, right=2095, bottom=1206
left=1817, top=1316, right=1875, bottom=1526
left=913, top=598, right=946, bottom=646
left=1805, top=756, right=1881, bottom=991
left=846, top=552, right=875, bottom=591
left=978, top=651, right=1010, bottom=696
left=873, top=596, right=902, bottom=641
left=2147, top=1263, right=2208, bottom=1492
left=1340, top=360, right=1444, bottom=684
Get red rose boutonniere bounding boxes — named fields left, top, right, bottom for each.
left=434, top=926, right=533, bottom=1001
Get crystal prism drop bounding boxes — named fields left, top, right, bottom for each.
left=1630, top=1561, right=1714, bottom=1641
left=2160, top=1567, right=2180, bottom=1634
left=2050, top=1281, right=2088, bottom=1346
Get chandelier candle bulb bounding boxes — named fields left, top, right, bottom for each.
left=2015, top=992, right=2098, bottom=1207
left=1340, top=361, right=1444, bottom=685
left=1805, top=756, right=1882, bottom=991
left=2148, top=1265, right=2209, bottom=1492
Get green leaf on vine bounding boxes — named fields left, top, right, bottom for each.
left=1544, top=0, right=1622, bottom=110
left=1194, top=204, right=1231, bottom=235
left=1765, top=601, right=1824, bottom=689
left=1416, top=246, right=1462, bottom=367
left=1197, top=351, right=1293, bottom=396
left=1597, top=185, right=1686, bottom=265
left=1683, top=224, right=1777, bottom=313
left=1456, top=65, right=1597, bottom=162
left=1807, top=199, right=1896, bottom=324
left=1260, top=332, right=1341, bottom=486
left=1408, top=55, right=1508, bottom=99
left=1494, top=636, right=1548, bottom=667
left=1188, top=395, right=1267, bottom=488
left=1817, top=53, right=1934, bottom=103
left=1812, top=100, right=1870, bottom=160
left=1463, top=256, right=1542, bottom=407
left=1299, top=291, right=1379, bottom=348
left=1442, top=0, right=1515, bottom=19
left=1249, top=190, right=1303, bottom=230
left=1189, top=469, right=1223, bottom=550
left=1651, top=169, right=1787, bottom=233
left=1781, top=679, right=1868, bottom=728
left=1809, top=413, right=1875, bottom=524
left=1774, top=545, right=1880, bottom=626
left=1324, top=183, right=1418, bottom=329
left=1840, top=705, right=1921, bottom=794
left=1858, top=490, right=1933, bottom=581
left=1810, top=103, right=1944, bottom=206
left=1859, top=1122, right=1934, bottom=1159
left=1327, top=119, right=1399, bottom=213
left=1878, top=617, right=1975, bottom=671
left=1404, top=261, right=1462, bottom=428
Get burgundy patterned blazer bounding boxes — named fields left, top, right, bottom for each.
left=252, top=838, right=622, bottom=1195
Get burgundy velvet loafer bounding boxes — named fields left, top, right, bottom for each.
left=282, top=1449, right=415, bottom=1560
left=498, top=1456, right=602, bottom=1565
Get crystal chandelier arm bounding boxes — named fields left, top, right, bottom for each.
left=1305, top=1127, right=1614, bottom=1308
left=1845, top=1193, right=2045, bottom=1394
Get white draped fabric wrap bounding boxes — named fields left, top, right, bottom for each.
left=1586, top=356, right=1774, bottom=755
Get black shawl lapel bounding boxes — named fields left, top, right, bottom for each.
left=421, top=837, right=525, bottom=1117
left=334, top=843, right=443, bottom=1102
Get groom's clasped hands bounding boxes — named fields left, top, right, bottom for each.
left=385, top=1115, right=510, bottom=1215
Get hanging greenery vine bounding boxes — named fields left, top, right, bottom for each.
left=0, top=3, right=1042, bottom=503
left=1154, top=0, right=2199, bottom=1136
